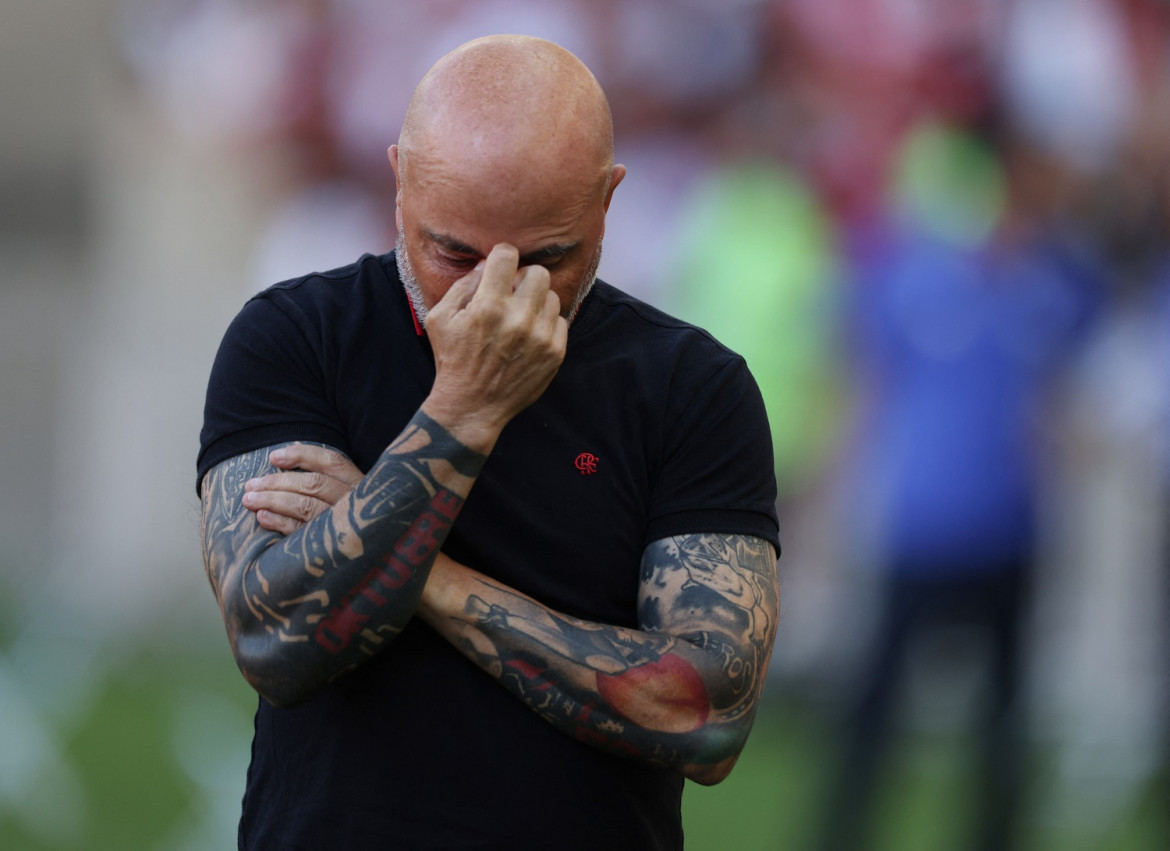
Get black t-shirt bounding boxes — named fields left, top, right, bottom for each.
left=198, top=252, right=779, bottom=850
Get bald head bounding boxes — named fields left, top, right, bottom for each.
left=397, top=35, right=617, bottom=205
left=390, top=35, right=625, bottom=322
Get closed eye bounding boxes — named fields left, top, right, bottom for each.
left=436, top=251, right=479, bottom=270
left=519, top=244, right=577, bottom=267
left=527, top=256, right=566, bottom=270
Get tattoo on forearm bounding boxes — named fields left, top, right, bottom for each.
left=433, top=533, right=779, bottom=773
left=200, top=412, right=485, bottom=700
left=312, top=488, right=460, bottom=654
left=201, top=448, right=278, bottom=601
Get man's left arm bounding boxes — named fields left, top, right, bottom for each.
left=417, top=533, right=779, bottom=785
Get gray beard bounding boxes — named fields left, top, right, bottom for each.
left=568, top=240, right=602, bottom=323
left=396, top=230, right=430, bottom=326
left=395, top=228, right=601, bottom=328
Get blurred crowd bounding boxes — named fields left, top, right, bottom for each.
left=114, top=0, right=1169, bottom=847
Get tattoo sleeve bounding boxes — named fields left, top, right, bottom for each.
left=424, top=533, right=780, bottom=783
left=200, top=411, right=485, bottom=706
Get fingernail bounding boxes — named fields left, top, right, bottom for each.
left=270, top=449, right=286, bottom=464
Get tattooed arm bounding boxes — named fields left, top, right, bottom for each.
left=417, top=534, right=780, bottom=784
left=200, top=414, right=486, bottom=706
left=240, top=446, right=780, bottom=779
left=199, top=244, right=566, bottom=706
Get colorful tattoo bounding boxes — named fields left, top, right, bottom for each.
left=433, top=533, right=779, bottom=777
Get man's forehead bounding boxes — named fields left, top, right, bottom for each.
left=404, top=142, right=604, bottom=200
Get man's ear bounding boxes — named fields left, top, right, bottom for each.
left=604, top=164, right=627, bottom=212
left=388, top=145, right=402, bottom=190
left=388, top=145, right=404, bottom=231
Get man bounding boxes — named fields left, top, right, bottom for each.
left=198, top=35, right=780, bottom=850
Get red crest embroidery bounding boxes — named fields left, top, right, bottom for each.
left=574, top=452, right=599, bottom=475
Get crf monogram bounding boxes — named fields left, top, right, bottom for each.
left=575, top=452, right=599, bottom=475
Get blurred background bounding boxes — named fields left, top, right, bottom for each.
left=1, top=0, right=1167, bottom=848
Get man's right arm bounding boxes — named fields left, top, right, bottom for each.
left=199, top=244, right=567, bottom=707
left=200, top=411, right=486, bottom=707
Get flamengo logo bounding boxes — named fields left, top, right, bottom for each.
left=574, top=452, right=599, bottom=475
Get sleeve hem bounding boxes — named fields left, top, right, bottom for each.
left=195, top=423, right=350, bottom=496
left=644, top=508, right=781, bottom=556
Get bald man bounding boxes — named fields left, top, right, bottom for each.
left=198, top=35, right=780, bottom=850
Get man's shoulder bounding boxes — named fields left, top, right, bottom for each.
left=250, top=252, right=399, bottom=312
left=585, top=281, right=745, bottom=366
left=231, top=252, right=413, bottom=347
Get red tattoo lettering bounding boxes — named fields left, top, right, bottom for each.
left=314, top=489, right=458, bottom=654
left=399, top=512, right=443, bottom=565
left=432, top=489, right=460, bottom=521
left=376, top=553, right=412, bottom=590
left=360, top=585, right=387, bottom=607
left=315, top=605, right=371, bottom=653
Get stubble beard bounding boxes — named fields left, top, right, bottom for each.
left=395, top=228, right=601, bottom=328
left=396, top=229, right=430, bottom=326
left=567, top=239, right=602, bottom=324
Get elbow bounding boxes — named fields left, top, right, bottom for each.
left=243, top=665, right=316, bottom=709
left=228, top=624, right=321, bottom=709
left=255, top=684, right=314, bottom=710
left=685, top=753, right=739, bottom=786
left=681, top=721, right=751, bottom=785
left=235, top=648, right=320, bottom=709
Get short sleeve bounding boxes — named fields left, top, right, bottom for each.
left=645, top=354, right=780, bottom=552
left=196, top=294, right=348, bottom=494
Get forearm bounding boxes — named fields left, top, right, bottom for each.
left=418, top=556, right=765, bottom=783
left=203, top=410, right=486, bottom=706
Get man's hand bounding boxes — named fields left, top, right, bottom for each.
left=242, top=444, right=362, bottom=534
left=242, top=244, right=567, bottom=535
left=203, top=410, right=486, bottom=706
left=422, top=244, right=568, bottom=453
left=213, top=245, right=566, bottom=705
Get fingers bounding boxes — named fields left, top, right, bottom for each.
left=511, top=263, right=554, bottom=307
left=465, top=244, right=555, bottom=314
left=472, top=243, right=520, bottom=301
left=480, top=253, right=558, bottom=341
left=434, top=262, right=485, bottom=315
left=243, top=444, right=363, bottom=536
left=269, top=444, right=363, bottom=485
left=255, top=508, right=305, bottom=536
left=431, top=245, right=560, bottom=352
left=247, top=469, right=353, bottom=504
left=434, top=244, right=553, bottom=318
left=549, top=293, right=569, bottom=351
left=243, top=489, right=332, bottom=531
left=422, top=241, right=566, bottom=441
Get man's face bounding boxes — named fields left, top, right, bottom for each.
left=397, top=227, right=602, bottom=326
left=390, top=144, right=620, bottom=324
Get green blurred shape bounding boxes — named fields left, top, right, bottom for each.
left=64, top=671, right=193, bottom=849
left=891, top=120, right=1007, bottom=249
left=0, top=647, right=252, bottom=851
left=665, top=161, right=844, bottom=496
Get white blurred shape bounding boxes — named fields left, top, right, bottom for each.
left=1000, top=0, right=1136, bottom=173
left=252, top=182, right=393, bottom=290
